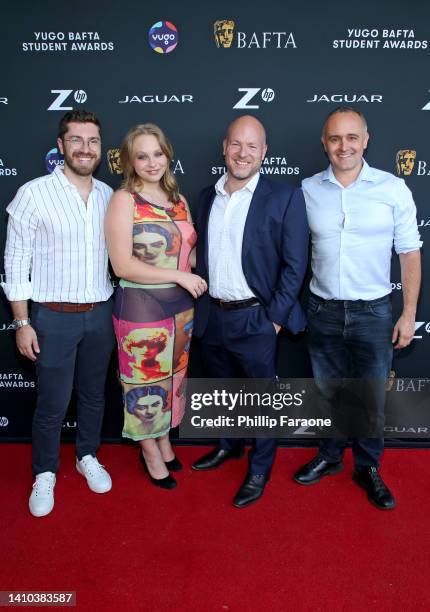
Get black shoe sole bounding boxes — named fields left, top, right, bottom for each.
left=352, top=474, right=396, bottom=510
left=293, top=462, right=344, bottom=486
left=232, top=494, right=264, bottom=509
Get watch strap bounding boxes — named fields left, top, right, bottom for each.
left=11, top=318, right=31, bottom=330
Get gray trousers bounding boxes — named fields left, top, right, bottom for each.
left=31, top=300, right=115, bottom=475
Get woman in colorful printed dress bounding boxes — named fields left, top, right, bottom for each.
left=105, top=124, right=207, bottom=489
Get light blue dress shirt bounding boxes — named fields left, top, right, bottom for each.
left=302, top=160, right=422, bottom=300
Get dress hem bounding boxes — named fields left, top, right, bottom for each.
left=122, top=427, right=171, bottom=441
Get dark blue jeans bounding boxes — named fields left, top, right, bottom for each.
left=307, top=293, right=393, bottom=468
left=31, top=301, right=115, bottom=475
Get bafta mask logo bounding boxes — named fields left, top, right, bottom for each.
left=386, top=370, right=395, bottom=392
left=396, top=149, right=416, bottom=176
left=107, top=148, right=122, bottom=175
left=214, top=20, right=235, bottom=48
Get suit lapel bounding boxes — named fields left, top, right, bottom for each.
left=242, top=176, right=272, bottom=260
left=201, top=187, right=216, bottom=273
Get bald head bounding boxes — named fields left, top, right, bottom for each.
left=226, top=115, right=266, bottom=144
left=223, top=115, right=268, bottom=188
left=322, top=106, right=367, bottom=137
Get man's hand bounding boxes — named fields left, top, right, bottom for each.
left=16, top=325, right=40, bottom=361
left=273, top=322, right=281, bottom=335
left=392, top=314, right=415, bottom=349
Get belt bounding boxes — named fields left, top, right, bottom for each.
left=40, top=301, right=103, bottom=313
left=210, top=297, right=260, bottom=310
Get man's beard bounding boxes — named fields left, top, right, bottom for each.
left=63, top=150, right=100, bottom=177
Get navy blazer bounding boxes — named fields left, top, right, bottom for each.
left=193, top=175, right=309, bottom=337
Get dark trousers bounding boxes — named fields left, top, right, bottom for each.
left=199, top=300, right=278, bottom=475
left=31, top=300, right=115, bottom=475
left=307, top=293, right=393, bottom=468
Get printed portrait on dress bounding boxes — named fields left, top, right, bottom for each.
left=115, top=318, right=174, bottom=384
left=123, top=378, right=172, bottom=437
left=133, top=222, right=181, bottom=270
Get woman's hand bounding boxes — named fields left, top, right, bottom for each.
left=175, top=271, right=208, bottom=298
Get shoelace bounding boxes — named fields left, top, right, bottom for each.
left=81, top=458, right=105, bottom=476
left=366, top=468, right=387, bottom=493
left=33, top=475, right=54, bottom=493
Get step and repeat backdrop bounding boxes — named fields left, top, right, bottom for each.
left=0, top=0, right=429, bottom=444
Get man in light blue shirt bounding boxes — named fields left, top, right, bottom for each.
left=294, top=107, right=421, bottom=510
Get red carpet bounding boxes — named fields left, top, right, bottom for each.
left=1, top=444, right=429, bottom=611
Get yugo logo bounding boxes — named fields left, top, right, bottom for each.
left=233, top=88, right=275, bottom=110
left=148, top=21, right=178, bottom=54
left=47, top=89, right=87, bottom=111
left=0, top=416, right=8, bottom=427
left=45, top=147, right=64, bottom=173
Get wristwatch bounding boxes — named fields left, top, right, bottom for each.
left=11, top=318, right=31, bottom=330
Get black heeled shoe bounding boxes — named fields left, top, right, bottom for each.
left=139, top=452, right=177, bottom=489
left=164, top=456, right=183, bottom=472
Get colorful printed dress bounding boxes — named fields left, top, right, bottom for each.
left=113, top=192, right=196, bottom=440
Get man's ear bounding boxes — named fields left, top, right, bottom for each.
left=57, top=137, right=64, bottom=155
left=321, top=135, right=327, bottom=153
left=363, top=131, right=370, bottom=151
left=262, top=144, right=268, bottom=160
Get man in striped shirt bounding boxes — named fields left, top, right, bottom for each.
left=2, top=110, right=115, bottom=517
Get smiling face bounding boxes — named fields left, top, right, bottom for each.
left=223, top=116, right=267, bottom=187
left=322, top=111, right=369, bottom=185
left=57, top=121, right=101, bottom=177
left=132, top=134, right=168, bottom=186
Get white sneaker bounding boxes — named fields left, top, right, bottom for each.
left=29, top=472, right=56, bottom=517
left=76, top=455, right=112, bottom=493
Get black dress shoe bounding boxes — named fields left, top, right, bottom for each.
left=164, top=456, right=183, bottom=472
left=352, top=466, right=396, bottom=510
left=140, top=452, right=177, bottom=489
left=192, top=446, right=244, bottom=471
left=293, top=455, right=344, bottom=485
left=233, top=473, right=268, bottom=508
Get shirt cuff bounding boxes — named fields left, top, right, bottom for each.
left=394, top=241, right=423, bottom=255
left=1, top=281, right=32, bottom=301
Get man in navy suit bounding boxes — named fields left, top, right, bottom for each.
left=192, top=115, right=309, bottom=508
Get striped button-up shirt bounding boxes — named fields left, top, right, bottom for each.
left=2, top=166, right=113, bottom=303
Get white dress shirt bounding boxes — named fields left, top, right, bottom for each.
left=302, top=160, right=422, bottom=301
left=208, top=172, right=259, bottom=300
left=2, top=165, right=113, bottom=303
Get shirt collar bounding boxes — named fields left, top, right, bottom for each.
left=215, top=171, right=260, bottom=196
left=53, top=164, right=100, bottom=192
left=321, top=159, right=377, bottom=186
